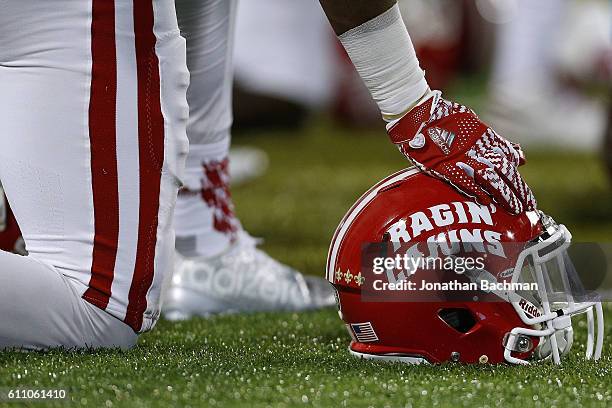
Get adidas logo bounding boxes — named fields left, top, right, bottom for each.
left=427, top=127, right=456, bottom=155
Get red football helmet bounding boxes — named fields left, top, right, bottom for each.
left=327, top=168, right=604, bottom=364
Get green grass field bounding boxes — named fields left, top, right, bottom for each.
left=1, top=86, right=611, bottom=407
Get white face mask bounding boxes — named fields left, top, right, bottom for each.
left=502, top=218, right=604, bottom=365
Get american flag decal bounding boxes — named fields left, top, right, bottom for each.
left=350, top=322, right=379, bottom=343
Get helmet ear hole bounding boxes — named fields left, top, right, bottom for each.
left=438, top=308, right=477, bottom=333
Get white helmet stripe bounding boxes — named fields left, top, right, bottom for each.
left=326, top=167, right=420, bottom=282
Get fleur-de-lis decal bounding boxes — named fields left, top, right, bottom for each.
left=354, top=272, right=365, bottom=286
left=344, top=270, right=353, bottom=284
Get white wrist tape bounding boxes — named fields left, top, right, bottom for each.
left=339, top=4, right=429, bottom=120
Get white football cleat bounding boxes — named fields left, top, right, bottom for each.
left=163, top=232, right=335, bottom=320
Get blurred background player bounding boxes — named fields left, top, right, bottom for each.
left=232, top=0, right=336, bottom=131
left=229, top=0, right=466, bottom=129
left=606, top=92, right=612, bottom=180
left=229, top=0, right=612, bottom=177
left=485, top=0, right=611, bottom=150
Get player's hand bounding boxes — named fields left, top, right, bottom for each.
left=387, top=91, right=536, bottom=214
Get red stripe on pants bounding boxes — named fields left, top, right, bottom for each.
left=83, top=0, right=119, bottom=310
left=125, top=0, right=165, bottom=332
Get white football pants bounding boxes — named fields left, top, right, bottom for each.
left=0, top=0, right=190, bottom=348
left=0, top=251, right=137, bottom=350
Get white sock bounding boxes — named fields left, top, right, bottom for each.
left=174, top=136, right=241, bottom=258
left=339, top=4, right=430, bottom=121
